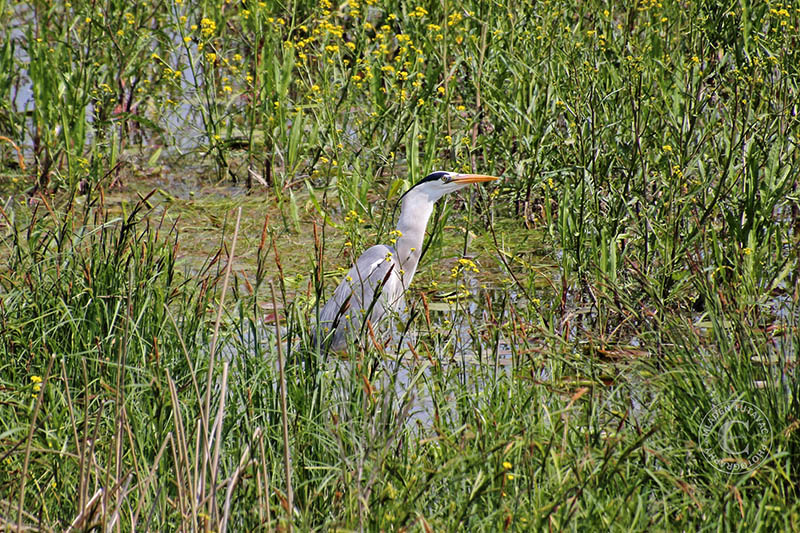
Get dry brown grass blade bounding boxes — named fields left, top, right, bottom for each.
left=0, top=135, right=26, bottom=170
left=107, top=473, right=133, bottom=531
left=65, top=488, right=104, bottom=533
left=166, top=371, right=196, bottom=531
left=200, top=206, right=242, bottom=522
left=209, top=362, right=230, bottom=525
left=270, top=280, right=293, bottom=533
left=220, top=427, right=263, bottom=533
left=131, top=433, right=174, bottom=529
left=257, top=430, right=272, bottom=530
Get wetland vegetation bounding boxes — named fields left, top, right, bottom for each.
left=1, top=0, right=799, bottom=530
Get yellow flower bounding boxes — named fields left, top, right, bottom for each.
left=502, top=461, right=512, bottom=469
left=411, top=6, right=428, bottom=17
left=223, top=85, right=232, bottom=93
left=743, top=247, right=752, bottom=255
left=662, top=144, right=672, bottom=153
left=506, top=473, right=514, bottom=481
left=30, top=375, right=43, bottom=393
left=200, top=18, right=216, bottom=37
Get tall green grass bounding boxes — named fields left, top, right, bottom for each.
left=1, top=0, right=799, bottom=530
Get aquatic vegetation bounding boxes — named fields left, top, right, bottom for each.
left=0, top=0, right=798, bottom=530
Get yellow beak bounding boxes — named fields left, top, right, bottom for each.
left=451, top=173, right=501, bottom=184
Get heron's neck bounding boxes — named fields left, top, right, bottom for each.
left=395, top=192, right=435, bottom=287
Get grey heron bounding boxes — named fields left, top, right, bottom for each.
left=314, top=171, right=500, bottom=352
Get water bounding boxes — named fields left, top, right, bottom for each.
left=219, top=285, right=536, bottom=433
left=6, top=4, right=210, bottom=161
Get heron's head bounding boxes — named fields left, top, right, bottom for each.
left=405, top=170, right=500, bottom=204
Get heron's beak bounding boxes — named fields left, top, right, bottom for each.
left=451, top=174, right=500, bottom=184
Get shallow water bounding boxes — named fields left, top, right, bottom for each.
left=220, top=284, right=535, bottom=431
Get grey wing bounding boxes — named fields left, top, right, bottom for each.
left=316, top=245, right=404, bottom=350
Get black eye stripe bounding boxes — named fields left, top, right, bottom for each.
left=394, top=171, right=453, bottom=212
left=417, top=171, right=450, bottom=185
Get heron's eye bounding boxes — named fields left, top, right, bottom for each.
left=441, top=174, right=452, bottom=183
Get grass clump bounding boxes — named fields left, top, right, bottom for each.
left=0, top=0, right=799, bottom=530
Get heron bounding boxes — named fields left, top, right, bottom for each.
left=314, top=170, right=500, bottom=352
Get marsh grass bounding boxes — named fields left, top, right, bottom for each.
left=1, top=0, right=799, bottom=530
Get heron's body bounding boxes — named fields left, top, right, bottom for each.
left=315, top=171, right=498, bottom=352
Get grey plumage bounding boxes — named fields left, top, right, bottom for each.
left=313, top=171, right=499, bottom=353
left=316, top=244, right=406, bottom=350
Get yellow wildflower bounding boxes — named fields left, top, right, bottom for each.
left=200, top=18, right=216, bottom=37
